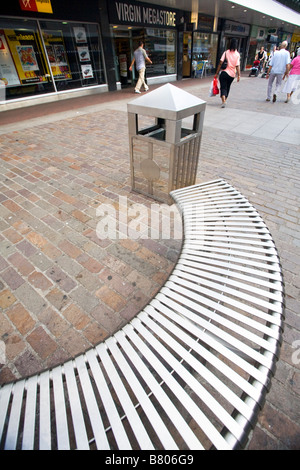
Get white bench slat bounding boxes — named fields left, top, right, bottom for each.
left=96, top=340, right=152, bottom=450
left=64, top=360, right=90, bottom=450
left=4, top=380, right=25, bottom=450
left=0, top=383, right=13, bottom=445
left=39, top=371, right=51, bottom=450
left=22, top=375, right=38, bottom=450
left=52, top=366, right=70, bottom=450
left=83, top=348, right=121, bottom=450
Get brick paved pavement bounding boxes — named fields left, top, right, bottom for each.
left=0, top=73, right=299, bottom=450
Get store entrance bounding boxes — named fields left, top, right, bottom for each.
left=112, top=26, right=144, bottom=88
left=113, top=29, right=132, bottom=87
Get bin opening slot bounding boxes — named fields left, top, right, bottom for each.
left=137, top=117, right=166, bottom=141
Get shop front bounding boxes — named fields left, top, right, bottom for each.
left=219, top=19, right=250, bottom=71
left=247, top=26, right=295, bottom=70
left=0, top=0, right=108, bottom=107
left=107, top=0, right=185, bottom=88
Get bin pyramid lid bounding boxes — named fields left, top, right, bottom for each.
left=127, top=83, right=206, bottom=120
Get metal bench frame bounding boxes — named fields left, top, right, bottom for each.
left=0, top=179, right=285, bottom=450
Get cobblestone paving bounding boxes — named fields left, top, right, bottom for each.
left=0, top=109, right=182, bottom=383
left=0, top=75, right=299, bottom=449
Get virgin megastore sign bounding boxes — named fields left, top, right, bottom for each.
left=108, top=0, right=181, bottom=28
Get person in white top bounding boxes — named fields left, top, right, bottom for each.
left=265, top=41, right=290, bottom=102
left=129, top=41, right=152, bottom=94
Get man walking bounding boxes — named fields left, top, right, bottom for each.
left=266, top=41, right=290, bottom=102
left=129, top=41, right=152, bottom=94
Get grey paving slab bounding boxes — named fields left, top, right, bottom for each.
left=275, top=118, right=300, bottom=145
left=204, top=103, right=300, bottom=143
left=252, top=114, right=294, bottom=139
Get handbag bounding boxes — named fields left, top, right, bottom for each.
left=221, top=52, right=228, bottom=70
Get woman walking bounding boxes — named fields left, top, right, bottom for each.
left=214, top=38, right=241, bottom=108
left=282, top=47, right=300, bottom=103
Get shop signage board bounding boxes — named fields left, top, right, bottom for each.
left=19, top=0, right=53, bottom=14
left=224, top=20, right=250, bottom=37
left=108, top=0, right=181, bottom=28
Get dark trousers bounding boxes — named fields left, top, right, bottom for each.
left=219, top=71, right=234, bottom=98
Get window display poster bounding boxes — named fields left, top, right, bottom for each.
left=77, top=46, right=90, bottom=62
left=4, top=29, right=47, bottom=84
left=16, top=45, right=39, bottom=71
left=43, top=31, right=72, bottom=80
left=81, top=64, right=93, bottom=79
left=74, top=27, right=87, bottom=44
left=0, top=30, right=20, bottom=86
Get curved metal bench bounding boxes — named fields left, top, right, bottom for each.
left=0, top=179, right=284, bottom=450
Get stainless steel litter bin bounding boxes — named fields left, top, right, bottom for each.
left=127, top=83, right=206, bottom=204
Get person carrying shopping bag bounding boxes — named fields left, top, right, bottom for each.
left=214, top=38, right=241, bottom=108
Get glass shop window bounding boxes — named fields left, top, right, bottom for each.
left=192, top=32, right=218, bottom=77
left=40, top=21, right=106, bottom=91
left=143, top=28, right=176, bottom=77
left=0, top=18, right=55, bottom=101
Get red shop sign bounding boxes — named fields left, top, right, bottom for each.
left=19, top=0, right=53, bottom=13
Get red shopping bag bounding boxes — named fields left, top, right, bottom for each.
left=213, top=77, right=219, bottom=95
